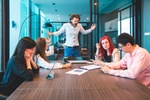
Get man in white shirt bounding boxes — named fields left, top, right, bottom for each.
left=47, top=14, right=96, bottom=57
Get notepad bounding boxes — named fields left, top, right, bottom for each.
left=79, top=65, right=101, bottom=70
left=66, top=68, right=88, bottom=75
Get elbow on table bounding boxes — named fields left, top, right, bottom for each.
left=26, top=76, right=33, bottom=81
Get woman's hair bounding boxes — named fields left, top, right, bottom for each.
left=12, top=37, right=36, bottom=65
left=69, top=14, right=80, bottom=21
left=99, top=36, right=115, bottom=58
left=34, top=38, right=49, bottom=62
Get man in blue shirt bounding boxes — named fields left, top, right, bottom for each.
left=47, top=14, right=96, bottom=57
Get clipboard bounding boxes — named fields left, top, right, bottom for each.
left=46, top=63, right=55, bottom=79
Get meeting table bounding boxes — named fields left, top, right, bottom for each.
left=7, top=62, right=150, bottom=100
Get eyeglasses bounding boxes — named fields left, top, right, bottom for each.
left=118, top=45, right=125, bottom=50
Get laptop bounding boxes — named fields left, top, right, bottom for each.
left=46, top=63, right=55, bottom=79
left=68, top=60, right=88, bottom=64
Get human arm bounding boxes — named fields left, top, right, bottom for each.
left=46, top=31, right=54, bottom=36
left=62, top=63, right=72, bottom=69
left=102, top=51, right=149, bottom=79
left=90, top=24, right=96, bottom=31
left=35, top=54, right=62, bottom=69
left=95, top=43, right=101, bottom=60
left=46, top=45, right=54, bottom=56
left=46, top=24, right=66, bottom=36
left=112, top=48, right=120, bottom=62
left=11, top=56, right=34, bottom=81
left=79, top=24, right=96, bottom=34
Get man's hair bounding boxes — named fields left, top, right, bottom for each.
left=69, top=14, right=80, bottom=21
left=116, top=33, right=134, bottom=46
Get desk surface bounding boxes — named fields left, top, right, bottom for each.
left=7, top=63, right=150, bottom=100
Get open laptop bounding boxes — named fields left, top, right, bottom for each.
left=46, top=63, right=55, bottom=79
left=68, top=60, right=88, bottom=64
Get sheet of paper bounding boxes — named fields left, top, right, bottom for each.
left=79, top=65, right=101, bottom=70
left=66, top=68, right=88, bottom=75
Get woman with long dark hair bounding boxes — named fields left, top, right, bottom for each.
left=0, top=37, right=38, bottom=97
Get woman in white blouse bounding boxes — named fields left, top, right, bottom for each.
left=33, top=37, right=72, bottom=69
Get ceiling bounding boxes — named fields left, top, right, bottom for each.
left=31, top=0, right=131, bottom=22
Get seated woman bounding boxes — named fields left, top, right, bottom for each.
left=33, top=37, right=72, bottom=69
left=95, top=36, right=120, bottom=63
left=0, top=37, right=38, bottom=97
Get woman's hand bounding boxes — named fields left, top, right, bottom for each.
left=96, top=43, right=100, bottom=49
left=24, top=51, right=32, bottom=69
left=93, top=59, right=105, bottom=66
left=24, top=51, right=31, bottom=61
left=62, top=63, right=72, bottom=68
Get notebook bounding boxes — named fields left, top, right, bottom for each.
left=46, top=63, right=55, bottom=79
left=68, top=60, right=88, bottom=64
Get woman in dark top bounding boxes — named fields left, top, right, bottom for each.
left=0, top=37, right=38, bottom=97
left=95, top=36, right=120, bottom=62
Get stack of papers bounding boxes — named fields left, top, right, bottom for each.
left=66, top=69, right=88, bottom=75
left=79, top=65, right=101, bottom=70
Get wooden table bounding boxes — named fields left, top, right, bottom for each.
left=7, top=63, right=150, bottom=100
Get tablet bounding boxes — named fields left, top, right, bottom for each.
left=46, top=63, right=55, bottom=79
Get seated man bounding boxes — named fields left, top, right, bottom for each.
left=94, top=33, right=150, bottom=89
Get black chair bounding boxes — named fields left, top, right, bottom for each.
left=0, top=72, right=7, bottom=100
left=0, top=71, right=4, bottom=82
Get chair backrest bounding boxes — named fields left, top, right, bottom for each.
left=0, top=71, right=4, bottom=82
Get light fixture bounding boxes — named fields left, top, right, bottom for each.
left=19, top=14, right=52, bottom=39
left=42, top=22, right=52, bottom=28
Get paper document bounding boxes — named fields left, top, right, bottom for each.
left=66, top=69, right=88, bottom=75
left=79, top=65, right=101, bottom=70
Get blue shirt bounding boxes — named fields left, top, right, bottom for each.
left=53, top=23, right=92, bottom=47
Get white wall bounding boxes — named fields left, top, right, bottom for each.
left=9, top=0, right=20, bottom=57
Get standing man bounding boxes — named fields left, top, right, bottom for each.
left=47, top=14, right=96, bottom=57
left=95, top=33, right=150, bottom=88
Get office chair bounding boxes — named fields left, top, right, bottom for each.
left=0, top=71, right=7, bottom=100
left=0, top=71, right=4, bottom=82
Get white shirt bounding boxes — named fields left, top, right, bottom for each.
left=107, top=45, right=150, bottom=88
left=53, top=23, right=92, bottom=47
left=34, top=55, right=62, bottom=69
left=45, top=45, right=54, bottom=56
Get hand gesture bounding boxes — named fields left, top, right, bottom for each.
left=90, top=24, right=96, bottom=30
left=93, top=59, right=105, bottom=66
left=96, top=43, right=101, bottom=49
left=45, top=37, right=52, bottom=45
left=24, top=51, right=31, bottom=59
left=101, top=66, right=111, bottom=74
left=46, top=31, right=53, bottom=36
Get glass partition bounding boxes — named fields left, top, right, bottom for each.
left=0, top=0, right=2, bottom=71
